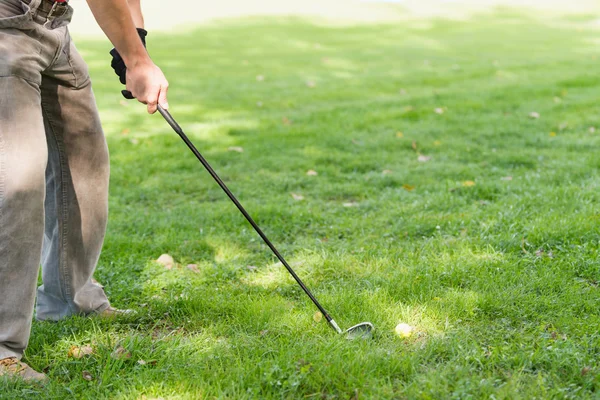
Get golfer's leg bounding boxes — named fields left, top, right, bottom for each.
left=0, top=77, right=47, bottom=359
left=36, top=32, right=111, bottom=320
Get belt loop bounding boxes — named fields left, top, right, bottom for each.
left=25, top=0, right=42, bottom=15
left=42, top=1, right=70, bottom=30
left=43, top=1, right=59, bottom=28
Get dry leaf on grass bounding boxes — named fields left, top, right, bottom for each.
left=313, top=312, right=323, bottom=323
left=82, top=371, right=93, bottom=381
left=306, top=170, right=318, bottom=176
left=111, top=345, right=132, bottom=360
left=227, top=146, right=244, bottom=153
left=156, top=254, right=175, bottom=270
left=68, top=344, right=94, bottom=359
left=186, top=264, right=200, bottom=273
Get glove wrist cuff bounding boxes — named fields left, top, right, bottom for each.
left=136, top=28, right=148, bottom=39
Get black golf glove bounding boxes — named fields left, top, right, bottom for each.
left=110, top=28, right=148, bottom=85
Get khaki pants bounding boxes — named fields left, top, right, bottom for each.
left=0, top=0, right=111, bottom=359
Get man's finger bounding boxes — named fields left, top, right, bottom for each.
left=158, top=83, right=169, bottom=110
left=147, top=101, right=158, bottom=114
left=146, top=93, right=158, bottom=114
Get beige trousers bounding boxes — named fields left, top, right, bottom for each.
left=0, top=0, right=111, bottom=359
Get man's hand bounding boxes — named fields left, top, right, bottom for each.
left=126, top=59, right=169, bottom=114
left=86, top=0, right=168, bottom=114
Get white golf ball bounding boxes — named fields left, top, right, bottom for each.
left=395, top=323, right=414, bottom=338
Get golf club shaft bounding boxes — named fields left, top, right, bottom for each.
left=157, top=105, right=342, bottom=333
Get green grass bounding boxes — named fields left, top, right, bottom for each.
left=4, top=9, right=600, bottom=399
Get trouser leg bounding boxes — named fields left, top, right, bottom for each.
left=0, top=77, right=47, bottom=359
left=35, top=78, right=111, bottom=321
left=35, top=28, right=111, bottom=321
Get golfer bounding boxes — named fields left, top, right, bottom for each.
left=0, top=0, right=167, bottom=382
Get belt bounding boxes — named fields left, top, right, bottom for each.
left=36, top=0, right=70, bottom=21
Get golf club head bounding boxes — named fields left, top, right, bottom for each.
left=344, top=322, right=374, bottom=340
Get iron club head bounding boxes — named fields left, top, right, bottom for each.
left=329, top=319, right=374, bottom=340
left=344, top=322, right=374, bottom=340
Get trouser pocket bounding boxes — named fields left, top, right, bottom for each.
left=0, top=0, right=36, bottom=27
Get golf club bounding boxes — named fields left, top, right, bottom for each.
left=123, top=90, right=373, bottom=339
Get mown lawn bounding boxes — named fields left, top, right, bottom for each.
left=4, top=9, right=600, bottom=399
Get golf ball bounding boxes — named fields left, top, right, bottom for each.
left=395, top=323, right=414, bottom=338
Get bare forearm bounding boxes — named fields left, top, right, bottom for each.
left=86, top=0, right=149, bottom=67
left=127, top=0, right=144, bottom=29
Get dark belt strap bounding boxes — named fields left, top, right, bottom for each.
left=36, top=0, right=69, bottom=18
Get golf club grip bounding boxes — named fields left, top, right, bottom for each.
left=156, top=105, right=337, bottom=326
